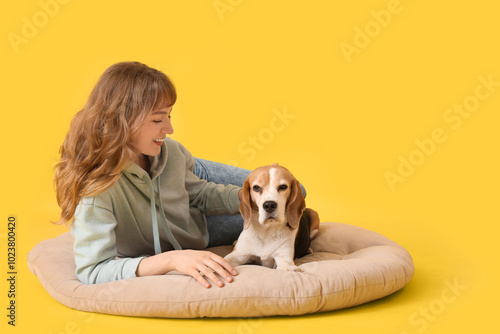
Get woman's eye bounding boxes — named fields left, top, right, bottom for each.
left=153, top=120, right=162, bottom=124
left=253, top=185, right=261, bottom=192
left=278, top=184, right=288, bottom=191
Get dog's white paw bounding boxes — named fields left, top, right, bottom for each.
left=277, top=264, right=303, bottom=272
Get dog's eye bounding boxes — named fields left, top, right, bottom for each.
left=278, top=184, right=288, bottom=191
left=253, top=185, right=261, bottom=192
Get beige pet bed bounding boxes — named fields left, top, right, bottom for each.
left=27, top=222, right=414, bottom=318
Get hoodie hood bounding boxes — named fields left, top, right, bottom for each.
left=124, top=142, right=168, bottom=181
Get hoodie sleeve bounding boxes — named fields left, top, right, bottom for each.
left=176, top=144, right=241, bottom=216
left=70, top=196, right=146, bottom=284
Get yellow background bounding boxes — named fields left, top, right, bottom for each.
left=1, top=0, right=499, bottom=333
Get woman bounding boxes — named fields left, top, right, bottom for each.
left=54, top=61, right=251, bottom=289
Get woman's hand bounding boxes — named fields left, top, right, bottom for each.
left=136, top=250, right=238, bottom=289
left=169, top=250, right=238, bottom=288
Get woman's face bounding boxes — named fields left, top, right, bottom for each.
left=131, top=106, right=174, bottom=158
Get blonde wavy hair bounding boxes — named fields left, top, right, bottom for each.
left=54, top=62, right=177, bottom=225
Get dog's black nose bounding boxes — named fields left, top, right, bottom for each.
left=263, top=201, right=277, bottom=213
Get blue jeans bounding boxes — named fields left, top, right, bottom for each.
left=193, top=158, right=307, bottom=247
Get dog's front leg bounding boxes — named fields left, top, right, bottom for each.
left=224, top=252, right=252, bottom=268
left=274, top=255, right=302, bottom=272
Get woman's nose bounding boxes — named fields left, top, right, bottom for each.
left=163, top=122, right=173, bottom=135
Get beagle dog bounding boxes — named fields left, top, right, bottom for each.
left=225, top=163, right=320, bottom=272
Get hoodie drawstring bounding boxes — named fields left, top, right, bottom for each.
left=145, top=175, right=182, bottom=254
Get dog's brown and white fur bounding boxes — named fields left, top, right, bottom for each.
left=224, top=163, right=320, bottom=271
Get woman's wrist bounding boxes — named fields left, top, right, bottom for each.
left=136, top=251, right=175, bottom=277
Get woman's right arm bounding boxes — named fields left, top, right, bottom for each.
left=73, top=197, right=238, bottom=287
left=136, top=250, right=238, bottom=288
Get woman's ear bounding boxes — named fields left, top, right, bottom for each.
left=286, top=178, right=306, bottom=229
left=239, top=178, right=253, bottom=229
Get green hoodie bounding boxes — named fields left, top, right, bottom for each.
left=70, top=138, right=241, bottom=284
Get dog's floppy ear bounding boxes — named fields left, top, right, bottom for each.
left=303, top=208, right=320, bottom=239
left=239, top=177, right=254, bottom=229
left=286, top=178, right=306, bottom=229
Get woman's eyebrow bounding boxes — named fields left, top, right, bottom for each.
left=152, top=108, right=172, bottom=115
